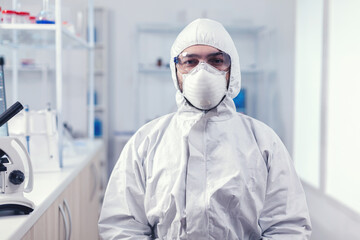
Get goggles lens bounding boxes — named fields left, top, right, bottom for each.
left=175, top=51, right=231, bottom=73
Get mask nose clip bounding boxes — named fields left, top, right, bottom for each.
left=198, top=62, right=207, bottom=69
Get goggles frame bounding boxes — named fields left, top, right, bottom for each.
left=174, top=51, right=231, bottom=74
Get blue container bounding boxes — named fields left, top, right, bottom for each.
left=94, top=118, right=102, bottom=137
left=233, top=88, right=246, bottom=114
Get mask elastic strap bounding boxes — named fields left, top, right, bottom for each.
left=183, top=94, right=227, bottom=113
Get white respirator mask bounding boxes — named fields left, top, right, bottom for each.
left=181, top=62, right=228, bottom=111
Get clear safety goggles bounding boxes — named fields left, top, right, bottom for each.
left=174, top=51, right=231, bottom=74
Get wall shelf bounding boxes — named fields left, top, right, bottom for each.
left=87, top=105, right=105, bottom=112
left=0, top=23, right=56, bottom=30
left=5, top=66, right=54, bottom=73
left=0, top=24, right=91, bottom=49
left=136, top=24, right=266, bottom=35
left=0, top=0, right=96, bottom=169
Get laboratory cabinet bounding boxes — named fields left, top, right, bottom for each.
left=20, top=144, right=105, bottom=240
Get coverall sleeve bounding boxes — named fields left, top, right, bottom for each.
left=258, top=136, right=312, bottom=240
left=98, top=136, right=153, bottom=240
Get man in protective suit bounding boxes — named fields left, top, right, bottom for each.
left=99, top=18, right=312, bottom=240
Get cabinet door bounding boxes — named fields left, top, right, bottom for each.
left=21, top=189, right=72, bottom=240
left=97, top=149, right=108, bottom=203
left=25, top=196, right=63, bottom=240
left=21, top=148, right=104, bottom=240
left=62, top=174, right=81, bottom=240
left=79, top=157, right=101, bottom=239
left=42, top=198, right=62, bottom=240
left=21, top=227, right=34, bottom=240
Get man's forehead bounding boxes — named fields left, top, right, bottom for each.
left=181, top=45, right=220, bottom=56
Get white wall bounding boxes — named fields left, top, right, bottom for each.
left=93, top=0, right=296, bottom=153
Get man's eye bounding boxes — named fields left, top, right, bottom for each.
left=208, top=58, right=224, bottom=65
left=183, top=59, right=198, bottom=66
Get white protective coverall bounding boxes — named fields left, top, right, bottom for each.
left=99, top=18, right=312, bottom=240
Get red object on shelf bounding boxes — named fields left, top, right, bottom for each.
left=2, top=9, right=16, bottom=23
left=17, top=11, right=30, bottom=16
left=29, top=16, right=36, bottom=24
left=2, top=10, right=17, bottom=14
left=16, top=11, right=30, bottom=23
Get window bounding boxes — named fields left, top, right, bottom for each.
left=294, top=0, right=360, bottom=214
left=294, top=0, right=323, bottom=188
left=326, top=0, right=360, bottom=214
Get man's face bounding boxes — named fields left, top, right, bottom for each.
left=176, top=45, right=231, bottom=91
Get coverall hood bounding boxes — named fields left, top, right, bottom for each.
left=170, top=18, right=241, bottom=109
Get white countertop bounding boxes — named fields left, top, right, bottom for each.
left=0, top=139, right=104, bottom=240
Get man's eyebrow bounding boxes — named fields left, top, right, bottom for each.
left=207, top=52, right=223, bottom=57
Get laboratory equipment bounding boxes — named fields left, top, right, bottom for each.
left=0, top=57, right=8, bottom=137
left=94, top=117, right=102, bottom=137
left=29, top=16, right=36, bottom=24
left=1, top=10, right=16, bottom=24
left=0, top=102, right=23, bottom=127
left=36, top=0, right=55, bottom=24
left=8, top=106, right=59, bottom=172
left=24, top=105, right=30, bottom=152
left=0, top=102, right=34, bottom=215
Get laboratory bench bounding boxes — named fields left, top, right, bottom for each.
left=0, top=139, right=106, bottom=240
